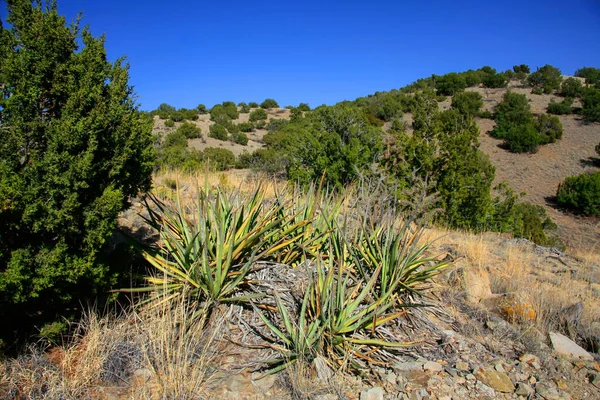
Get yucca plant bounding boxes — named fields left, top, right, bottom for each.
left=255, top=239, right=412, bottom=375
left=351, top=219, right=450, bottom=298
left=132, top=180, right=317, bottom=311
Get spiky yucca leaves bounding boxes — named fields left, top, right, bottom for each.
left=255, top=241, right=413, bottom=375
left=134, top=181, right=316, bottom=308
left=351, top=220, right=450, bottom=298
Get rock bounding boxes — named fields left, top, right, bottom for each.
left=549, top=331, right=594, bottom=361
left=515, top=382, right=534, bottom=396
left=393, top=361, right=424, bottom=373
left=463, top=266, right=493, bottom=303
left=455, top=361, right=470, bottom=371
left=520, top=353, right=542, bottom=369
left=423, top=361, right=443, bottom=373
left=314, top=355, right=334, bottom=383
left=590, top=373, right=600, bottom=389
left=554, top=378, right=568, bottom=391
left=224, top=374, right=252, bottom=393
left=536, top=381, right=571, bottom=400
left=474, top=367, right=515, bottom=393
left=132, top=368, right=153, bottom=383
left=360, top=386, right=384, bottom=400
left=385, top=371, right=397, bottom=385
left=494, top=362, right=505, bottom=373
left=475, top=381, right=496, bottom=397
left=252, top=373, right=276, bottom=393
left=315, top=395, right=338, bottom=400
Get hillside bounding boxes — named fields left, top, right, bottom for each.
left=153, top=77, right=600, bottom=251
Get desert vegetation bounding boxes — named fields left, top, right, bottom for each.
left=1, top=1, right=600, bottom=399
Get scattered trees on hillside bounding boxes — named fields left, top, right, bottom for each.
left=0, top=0, right=155, bottom=341
left=491, top=92, right=563, bottom=153
left=527, top=65, right=563, bottom=94
left=575, top=67, right=600, bottom=87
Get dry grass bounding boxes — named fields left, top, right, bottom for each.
left=0, top=293, right=222, bottom=399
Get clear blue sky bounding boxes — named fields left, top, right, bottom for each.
left=5, top=0, right=600, bottom=110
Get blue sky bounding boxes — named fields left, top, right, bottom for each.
left=5, top=0, right=600, bottom=110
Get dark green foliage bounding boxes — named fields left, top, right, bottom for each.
left=255, top=120, right=267, bottom=129
left=492, top=92, right=534, bottom=138
left=463, top=69, right=483, bottom=87
left=209, top=123, right=229, bottom=141
left=531, top=87, right=544, bottom=95
left=0, top=0, right=155, bottom=342
left=158, top=132, right=203, bottom=172
left=175, top=121, right=202, bottom=139
left=164, top=119, right=175, bottom=127
left=509, top=203, right=558, bottom=246
left=260, top=98, right=279, bottom=109
left=164, top=131, right=188, bottom=148
left=560, top=78, right=583, bottom=98
left=479, top=110, right=493, bottom=119
left=535, top=114, right=563, bottom=144
left=527, top=65, right=563, bottom=93
left=575, top=67, right=600, bottom=86
left=231, top=132, right=248, bottom=145
left=267, top=118, right=289, bottom=131
left=210, top=102, right=239, bottom=123
left=248, top=101, right=259, bottom=108
left=513, top=64, right=530, bottom=74
left=451, top=91, right=484, bottom=117
left=384, top=91, right=495, bottom=230
left=596, top=142, right=600, bottom=157
left=249, top=108, right=268, bottom=122
left=237, top=122, right=254, bottom=132
left=581, top=88, right=600, bottom=122
left=435, top=72, right=467, bottom=96
left=238, top=102, right=250, bottom=113
left=557, top=172, right=600, bottom=216
left=298, top=103, right=311, bottom=112
left=547, top=98, right=573, bottom=115
left=482, top=72, right=507, bottom=88
left=152, top=105, right=198, bottom=122
left=203, top=147, right=236, bottom=171
left=504, top=123, right=542, bottom=153
left=197, top=104, right=208, bottom=114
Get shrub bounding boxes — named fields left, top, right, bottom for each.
left=575, top=67, right=600, bottom=86
left=231, top=132, right=249, bottom=145
left=164, top=119, right=175, bottom=127
left=164, top=131, right=188, bottom=148
left=513, top=64, right=530, bottom=74
left=297, top=103, right=311, bottom=112
left=479, top=110, right=493, bottom=119
left=255, top=120, right=267, bottom=129
left=535, top=114, right=563, bottom=144
left=556, top=172, right=600, bottom=216
left=197, top=104, right=208, bottom=114
left=531, top=87, right=544, bottom=95
left=248, top=101, right=259, bottom=108
left=238, top=102, right=250, bottom=113
left=175, top=121, right=202, bottom=139
left=260, top=98, right=279, bottom=109
left=210, top=102, right=239, bottom=122
left=510, top=203, right=558, bottom=246
left=435, top=72, right=467, bottom=96
left=492, top=91, right=534, bottom=138
left=249, top=108, right=268, bottom=122
left=209, top=124, right=229, bottom=141
left=451, top=91, right=484, bottom=116
left=482, top=73, right=507, bottom=88
left=560, top=78, right=583, bottom=98
left=267, top=118, right=289, bottom=131
left=547, top=98, right=573, bottom=115
left=237, top=122, right=254, bottom=132
left=463, top=69, right=483, bottom=87
left=0, top=0, right=155, bottom=343
left=527, top=64, right=563, bottom=93
left=504, top=123, right=543, bottom=153
left=581, top=88, right=600, bottom=122
left=202, top=147, right=236, bottom=170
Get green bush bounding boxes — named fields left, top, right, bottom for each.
left=0, top=0, right=155, bottom=343
left=298, top=103, right=311, bottom=112
left=248, top=101, right=259, bottom=108
left=479, top=110, right=493, bottom=119
left=202, top=147, right=236, bottom=171
left=547, top=98, right=573, bottom=115
left=238, top=102, right=250, bottom=113
left=435, top=72, right=467, bottom=96
left=267, top=118, right=289, bottom=131
left=575, top=67, right=600, bottom=86
left=260, top=98, right=279, bottom=109
left=175, top=121, right=202, bottom=139
left=482, top=73, right=507, bottom=88
left=209, top=124, right=229, bottom=141
left=237, top=122, right=254, bottom=132
left=451, top=91, right=484, bottom=116
left=535, top=114, right=563, bottom=144
left=581, top=88, right=600, bottom=122
left=231, top=132, right=249, bottom=145
left=527, top=64, right=563, bottom=93
left=255, top=120, right=267, bottom=129
left=510, top=203, right=558, bottom=246
left=164, top=131, right=188, bottom=148
left=210, top=102, right=239, bottom=122
left=164, top=119, right=175, bottom=127
left=556, top=172, right=600, bottom=216
left=492, top=91, right=534, bottom=139
left=513, top=64, right=530, bottom=74
left=560, top=77, right=583, bottom=98
left=531, top=87, right=544, bottom=95
left=504, top=123, right=543, bottom=153
left=197, top=104, right=208, bottom=114
left=249, top=108, right=268, bottom=122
